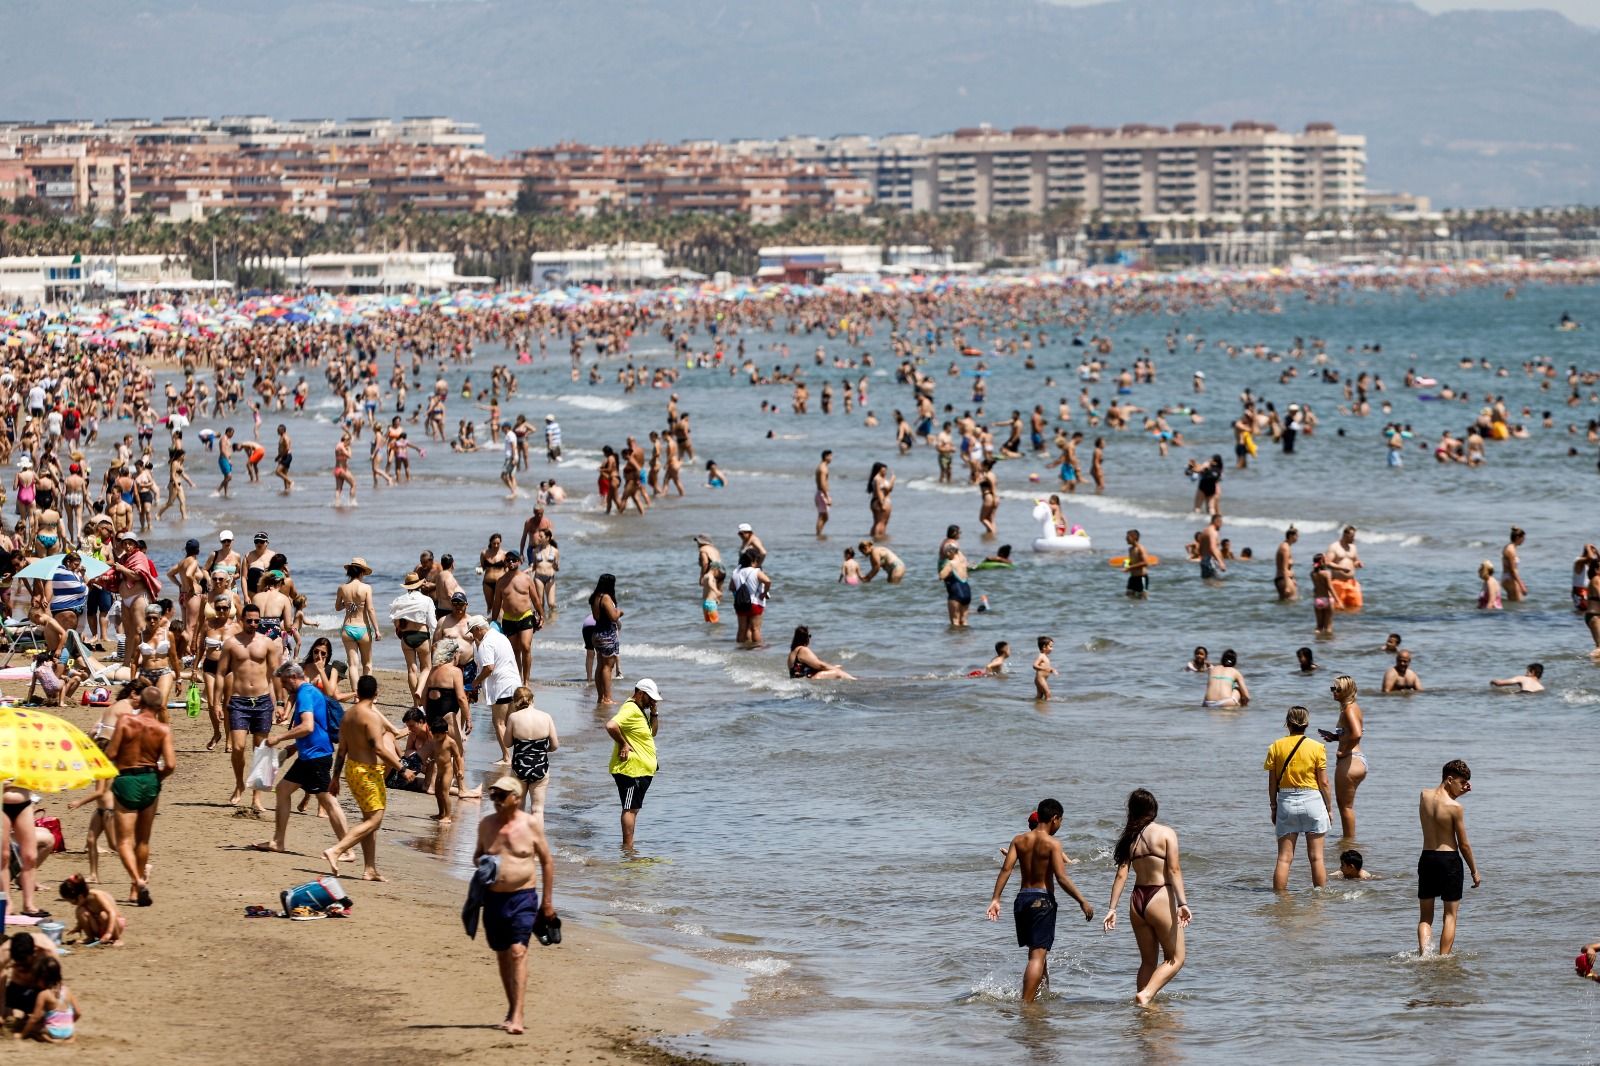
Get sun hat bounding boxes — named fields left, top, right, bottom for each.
left=402, top=571, right=426, bottom=590
left=346, top=557, right=372, bottom=575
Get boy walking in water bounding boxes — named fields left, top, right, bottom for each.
left=1033, top=637, right=1057, bottom=701
left=1418, top=759, right=1481, bottom=956
left=986, top=798, right=1095, bottom=1002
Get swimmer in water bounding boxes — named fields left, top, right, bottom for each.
left=1033, top=636, right=1057, bottom=701
left=1488, top=663, right=1544, bottom=693
left=704, top=460, right=726, bottom=489
left=785, top=626, right=856, bottom=681
left=975, top=641, right=1009, bottom=677
left=1200, top=649, right=1249, bottom=708
left=838, top=547, right=862, bottom=586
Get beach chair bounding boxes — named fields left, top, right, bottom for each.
left=0, top=617, right=45, bottom=668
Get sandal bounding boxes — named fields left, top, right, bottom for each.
left=289, top=906, right=325, bottom=922
left=20, top=909, right=51, bottom=919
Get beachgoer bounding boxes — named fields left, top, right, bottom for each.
left=1103, top=789, right=1191, bottom=1006
left=1489, top=663, right=1544, bottom=692
left=105, top=687, right=175, bottom=907
left=985, top=798, right=1095, bottom=1003
left=1275, top=526, right=1299, bottom=600
left=218, top=601, right=282, bottom=810
left=786, top=626, right=857, bottom=681
left=605, top=679, right=662, bottom=851
left=1201, top=649, right=1250, bottom=708
left=251, top=662, right=350, bottom=856
left=814, top=450, right=833, bottom=536
left=1325, top=526, right=1364, bottom=610
left=1417, top=759, right=1481, bottom=956
left=1382, top=651, right=1422, bottom=693
left=471, top=776, right=558, bottom=1035
left=1266, top=706, right=1332, bottom=891
left=1033, top=636, right=1057, bottom=701
left=1325, top=675, right=1366, bottom=839
left=326, top=674, right=403, bottom=881
left=467, top=615, right=521, bottom=760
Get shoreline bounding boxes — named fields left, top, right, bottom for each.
left=1, top=668, right=723, bottom=1065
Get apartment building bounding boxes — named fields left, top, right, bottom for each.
left=0, top=115, right=486, bottom=151
left=732, top=121, right=1366, bottom=219
left=0, top=144, right=132, bottom=214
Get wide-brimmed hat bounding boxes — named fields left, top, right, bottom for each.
left=346, top=557, right=372, bottom=575
left=402, top=571, right=426, bottom=590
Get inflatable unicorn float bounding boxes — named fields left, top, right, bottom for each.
left=1030, top=500, right=1091, bottom=552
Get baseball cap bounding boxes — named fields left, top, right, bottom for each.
left=465, top=614, right=488, bottom=630
left=184, top=538, right=201, bottom=554
left=634, top=678, right=662, bottom=702
left=737, top=523, right=753, bottom=533
left=450, top=591, right=469, bottom=604
left=488, top=775, right=525, bottom=799
left=219, top=529, right=235, bottom=542
left=254, top=531, right=270, bottom=543
left=117, top=531, right=139, bottom=542
left=544, top=413, right=554, bottom=422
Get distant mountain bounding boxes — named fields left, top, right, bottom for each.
left=3, top=0, right=1596, bottom=206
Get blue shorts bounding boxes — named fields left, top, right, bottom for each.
left=1059, top=464, right=1077, bottom=482
left=219, top=456, right=233, bottom=475
left=1013, top=889, right=1057, bottom=950
left=483, top=887, right=539, bottom=952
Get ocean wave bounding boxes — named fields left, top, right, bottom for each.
left=531, top=638, right=731, bottom=667
left=736, top=957, right=792, bottom=977
left=1559, top=689, right=1600, bottom=706
left=560, top=395, right=631, bottom=414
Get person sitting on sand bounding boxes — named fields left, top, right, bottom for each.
left=1489, top=663, right=1544, bottom=693
left=59, top=874, right=125, bottom=946
left=13, top=954, right=79, bottom=1043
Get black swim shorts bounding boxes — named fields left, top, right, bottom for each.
left=612, top=773, right=652, bottom=810
left=1417, top=849, right=1464, bottom=902
left=1013, top=889, right=1057, bottom=951
left=284, top=753, right=334, bottom=795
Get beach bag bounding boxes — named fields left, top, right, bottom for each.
left=246, top=743, right=280, bottom=791
left=732, top=571, right=752, bottom=612
left=185, top=682, right=203, bottom=718
left=281, top=876, right=351, bottom=915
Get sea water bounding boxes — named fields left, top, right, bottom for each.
left=173, top=281, right=1599, bottom=1063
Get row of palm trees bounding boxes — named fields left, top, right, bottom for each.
left=2, top=199, right=1597, bottom=283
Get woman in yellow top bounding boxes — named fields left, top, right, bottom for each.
left=1265, top=706, right=1333, bottom=891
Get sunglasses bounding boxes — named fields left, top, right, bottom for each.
left=488, top=788, right=512, bottom=801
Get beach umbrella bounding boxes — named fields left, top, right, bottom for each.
left=0, top=707, right=118, bottom=794
left=13, top=553, right=111, bottom=583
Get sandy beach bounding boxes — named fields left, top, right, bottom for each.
left=2, top=668, right=711, bottom=1065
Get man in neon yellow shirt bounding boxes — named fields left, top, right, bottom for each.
left=605, top=679, right=661, bottom=851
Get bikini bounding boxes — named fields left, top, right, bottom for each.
left=1127, top=828, right=1169, bottom=920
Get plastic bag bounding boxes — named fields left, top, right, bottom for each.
left=245, top=743, right=280, bottom=791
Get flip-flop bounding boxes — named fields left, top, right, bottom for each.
left=244, top=905, right=276, bottom=918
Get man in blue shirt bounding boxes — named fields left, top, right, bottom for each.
left=250, top=661, right=351, bottom=855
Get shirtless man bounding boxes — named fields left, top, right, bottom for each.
left=218, top=426, right=236, bottom=497
left=472, top=777, right=559, bottom=1035
left=1489, top=663, right=1544, bottom=692
left=985, top=798, right=1095, bottom=1003
left=814, top=450, right=833, bottom=537
left=489, top=556, right=541, bottom=685
left=1382, top=650, right=1422, bottom=693
left=1197, top=515, right=1225, bottom=581
left=1501, top=527, right=1527, bottom=602
left=1275, top=526, right=1299, bottom=600
left=218, top=603, right=283, bottom=810
left=1325, top=526, right=1364, bottom=611
left=327, top=675, right=403, bottom=881
left=273, top=424, right=294, bottom=492
left=1123, top=529, right=1150, bottom=600
left=1417, top=760, right=1480, bottom=956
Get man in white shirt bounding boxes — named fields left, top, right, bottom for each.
left=468, top=615, right=522, bottom=762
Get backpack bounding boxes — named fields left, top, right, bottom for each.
left=732, top=570, right=753, bottom=612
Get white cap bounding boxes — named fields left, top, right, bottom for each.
left=634, top=678, right=662, bottom=702
left=737, top=523, right=753, bottom=533
left=465, top=614, right=489, bottom=631
left=219, top=529, right=235, bottom=541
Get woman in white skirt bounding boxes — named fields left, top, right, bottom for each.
left=1264, top=705, right=1333, bottom=891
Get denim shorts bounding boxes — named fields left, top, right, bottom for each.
left=1275, top=789, right=1330, bottom=837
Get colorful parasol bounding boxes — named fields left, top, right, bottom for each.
left=0, top=707, right=119, bottom=793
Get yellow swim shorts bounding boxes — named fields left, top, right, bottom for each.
left=344, top=759, right=387, bottom=815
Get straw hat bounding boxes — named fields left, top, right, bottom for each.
left=402, top=571, right=426, bottom=590
left=346, top=557, right=373, bottom=576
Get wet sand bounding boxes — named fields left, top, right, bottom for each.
left=1, top=669, right=710, bottom=1064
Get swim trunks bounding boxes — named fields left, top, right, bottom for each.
left=483, top=887, right=539, bottom=952
left=285, top=753, right=334, bottom=795
left=814, top=491, right=829, bottom=515
left=111, top=766, right=161, bottom=812
left=228, top=693, right=274, bottom=734
left=344, top=759, right=387, bottom=815
left=612, top=772, right=652, bottom=810
left=944, top=575, right=972, bottom=605
left=1013, top=889, right=1057, bottom=950
left=1126, top=573, right=1149, bottom=596
left=500, top=611, right=538, bottom=636
left=219, top=455, right=233, bottom=475
left=1200, top=558, right=1223, bottom=580
left=1417, top=849, right=1464, bottom=902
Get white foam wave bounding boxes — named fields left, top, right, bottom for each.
left=672, top=922, right=708, bottom=938
left=531, top=638, right=730, bottom=667
left=1559, top=689, right=1600, bottom=706
left=737, top=957, right=792, bottom=977
left=560, top=395, right=631, bottom=414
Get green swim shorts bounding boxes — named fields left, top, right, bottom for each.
left=112, top=767, right=162, bottom=812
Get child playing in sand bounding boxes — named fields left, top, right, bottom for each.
left=28, top=651, right=82, bottom=707
left=59, top=875, right=125, bottom=946
left=16, top=956, right=79, bottom=1042
left=839, top=548, right=862, bottom=586
left=1033, top=636, right=1058, bottom=701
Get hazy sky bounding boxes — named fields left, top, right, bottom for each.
left=1048, top=0, right=1600, bottom=24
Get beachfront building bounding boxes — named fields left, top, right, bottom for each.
left=0, top=254, right=226, bottom=304
left=261, top=252, right=493, bottom=292
left=754, top=245, right=954, bottom=282
left=0, top=115, right=487, bottom=152
left=731, top=122, right=1367, bottom=221
left=0, top=144, right=132, bottom=215
left=529, top=243, right=701, bottom=286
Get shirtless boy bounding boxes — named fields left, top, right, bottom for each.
left=985, top=798, right=1095, bottom=1002
left=1417, top=759, right=1481, bottom=956
left=1033, top=637, right=1057, bottom=701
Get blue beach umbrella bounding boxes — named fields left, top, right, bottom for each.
left=14, top=553, right=111, bottom=583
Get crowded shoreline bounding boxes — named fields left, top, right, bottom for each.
left=0, top=256, right=1596, bottom=1060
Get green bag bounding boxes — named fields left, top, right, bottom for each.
left=185, top=681, right=204, bottom=718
